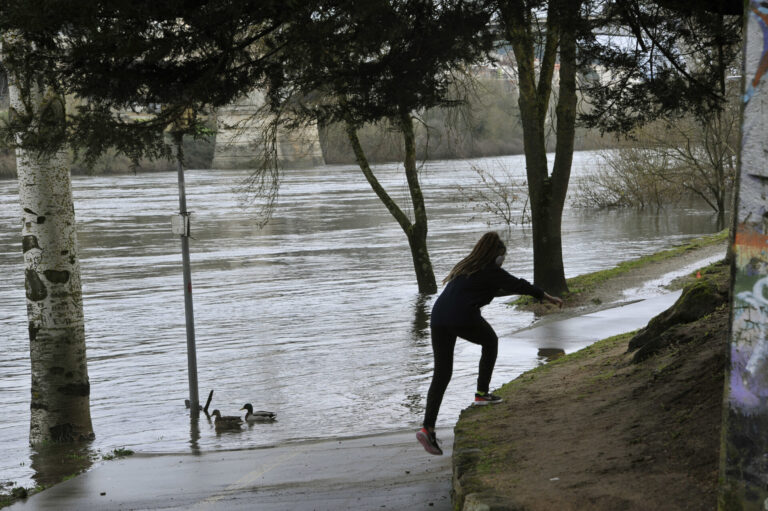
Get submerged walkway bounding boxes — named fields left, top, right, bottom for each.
left=8, top=430, right=454, bottom=511
left=10, top=291, right=689, bottom=511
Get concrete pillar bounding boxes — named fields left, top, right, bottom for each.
left=720, top=4, right=768, bottom=509
left=211, top=90, right=324, bottom=170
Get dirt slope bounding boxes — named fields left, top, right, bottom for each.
left=452, top=258, right=730, bottom=510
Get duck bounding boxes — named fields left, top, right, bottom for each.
left=211, top=409, right=243, bottom=430
left=240, top=403, right=277, bottom=423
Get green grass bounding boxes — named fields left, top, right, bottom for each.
left=494, top=331, right=633, bottom=397
left=101, top=447, right=134, bottom=461
left=0, top=485, right=46, bottom=510
left=513, top=229, right=728, bottom=306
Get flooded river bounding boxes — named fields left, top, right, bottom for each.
left=0, top=151, right=721, bottom=487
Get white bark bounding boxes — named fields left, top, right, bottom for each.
left=8, top=73, right=94, bottom=444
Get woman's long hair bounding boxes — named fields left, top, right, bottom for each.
left=443, top=232, right=506, bottom=284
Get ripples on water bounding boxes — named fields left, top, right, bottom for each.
left=0, top=152, right=720, bottom=486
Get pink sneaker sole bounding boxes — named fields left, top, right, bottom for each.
left=416, top=430, right=443, bottom=455
left=473, top=398, right=504, bottom=406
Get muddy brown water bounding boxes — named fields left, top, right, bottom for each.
left=0, top=151, right=721, bottom=487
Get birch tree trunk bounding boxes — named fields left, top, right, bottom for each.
left=8, top=77, right=94, bottom=445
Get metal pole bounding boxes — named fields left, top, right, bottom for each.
left=175, top=134, right=200, bottom=419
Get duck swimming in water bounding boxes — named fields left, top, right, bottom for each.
left=240, top=403, right=277, bottom=423
left=211, top=409, right=243, bottom=430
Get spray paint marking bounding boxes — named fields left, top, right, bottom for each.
left=745, top=2, right=768, bottom=104
left=191, top=449, right=303, bottom=509
left=734, top=229, right=768, bottom=269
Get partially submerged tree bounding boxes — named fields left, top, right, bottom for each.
left=650, top=97, right=738, bottom=226
left=456, top=163, right=530, bottom=228
left=259, top=0, right=494, bottom=294
left=573, top=141, right=680, bottom=210
left=0, top=0, right=297, bottom=443
left=4, top=48, right=94, bottom=444
left=575, top=86, right=738, bottom=221
left=496, top=0, right=587, bottom=295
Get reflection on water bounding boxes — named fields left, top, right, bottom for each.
left=29, top=443, right=94, bottom=489
left=0, top=151, right=722, bottom=486
left=189, top=419, right=201, bottom=455
left=410, top=294, right=431, bottom=344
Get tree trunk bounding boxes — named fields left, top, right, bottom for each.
left=502, top=0, right=578, bottom=295
left=8, top=78, right=94, bottom=445
left=345, top=116, right=437, bottom=294
left=544, top=0, right=579, bottom=295
left=716, top=194, right=726, bottom=230
left=398, top=108, right=437, bottom=295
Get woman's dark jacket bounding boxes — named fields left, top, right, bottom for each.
left=430, top=265, right=544, bottom=327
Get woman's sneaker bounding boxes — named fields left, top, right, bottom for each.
left=416, top=428, right=443, bottom=455
left=474, top=392, right=503, bottom=405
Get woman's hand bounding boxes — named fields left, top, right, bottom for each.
left=543, top=292, right=563, bottom=308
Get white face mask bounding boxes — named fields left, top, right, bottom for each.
left=495, top=254, right=505, bottom=267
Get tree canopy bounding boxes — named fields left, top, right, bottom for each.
left=249, top=0, right=495, bottom=294
left=260, top=0, right=494, bottom=129
left=1, top=0, right=742, bottom=153
left=580, top=0, right=742, bottom=134
left=0, top=0, right=299, bottom=163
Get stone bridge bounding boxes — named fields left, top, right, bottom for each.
left=0, top=70, right=324, bottom=170
left=211, top=90, right=324, bottom=169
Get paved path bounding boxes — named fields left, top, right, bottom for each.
left=9, top=430, right=454, bottom=511
left=506, top=291, right=683, bottom=354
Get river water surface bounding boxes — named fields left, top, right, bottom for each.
left=0, top=151, right=721, bottom=487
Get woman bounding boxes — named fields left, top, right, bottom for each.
left=417, top=232, right=563, bottom=455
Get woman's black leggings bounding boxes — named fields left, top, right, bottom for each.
left=423, top=317, right=498, bottom=429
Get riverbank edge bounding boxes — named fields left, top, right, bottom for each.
left=451, top=245, right=730, bottom=510
left=512, top=229, right=728, bottom=315
left=0, top=232, right=728, bottom=509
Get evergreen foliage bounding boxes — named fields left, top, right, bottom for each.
left=260, top=0, right=494, bottom=128
left=0, top=0, right=297, bottom=164
left=580, top=0, right=742, bottom=134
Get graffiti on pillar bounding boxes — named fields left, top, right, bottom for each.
left=720, top=3, right=768, bottom=508
left=723, top=229, right=768, bottom=508
left=745, top=2, right=768, bottom=103
left=731, top=231, right=768, bottom=413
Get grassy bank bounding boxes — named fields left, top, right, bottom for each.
left=565, top=230, right=728, bottom=296
left=514, top=229, right=728, bottom=310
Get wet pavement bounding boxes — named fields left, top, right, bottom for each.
left=8, top=430, right=454, bottom=511
left=7, top=292, right=687, bottom=511
left=507, top=291, right=683, bottom=354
